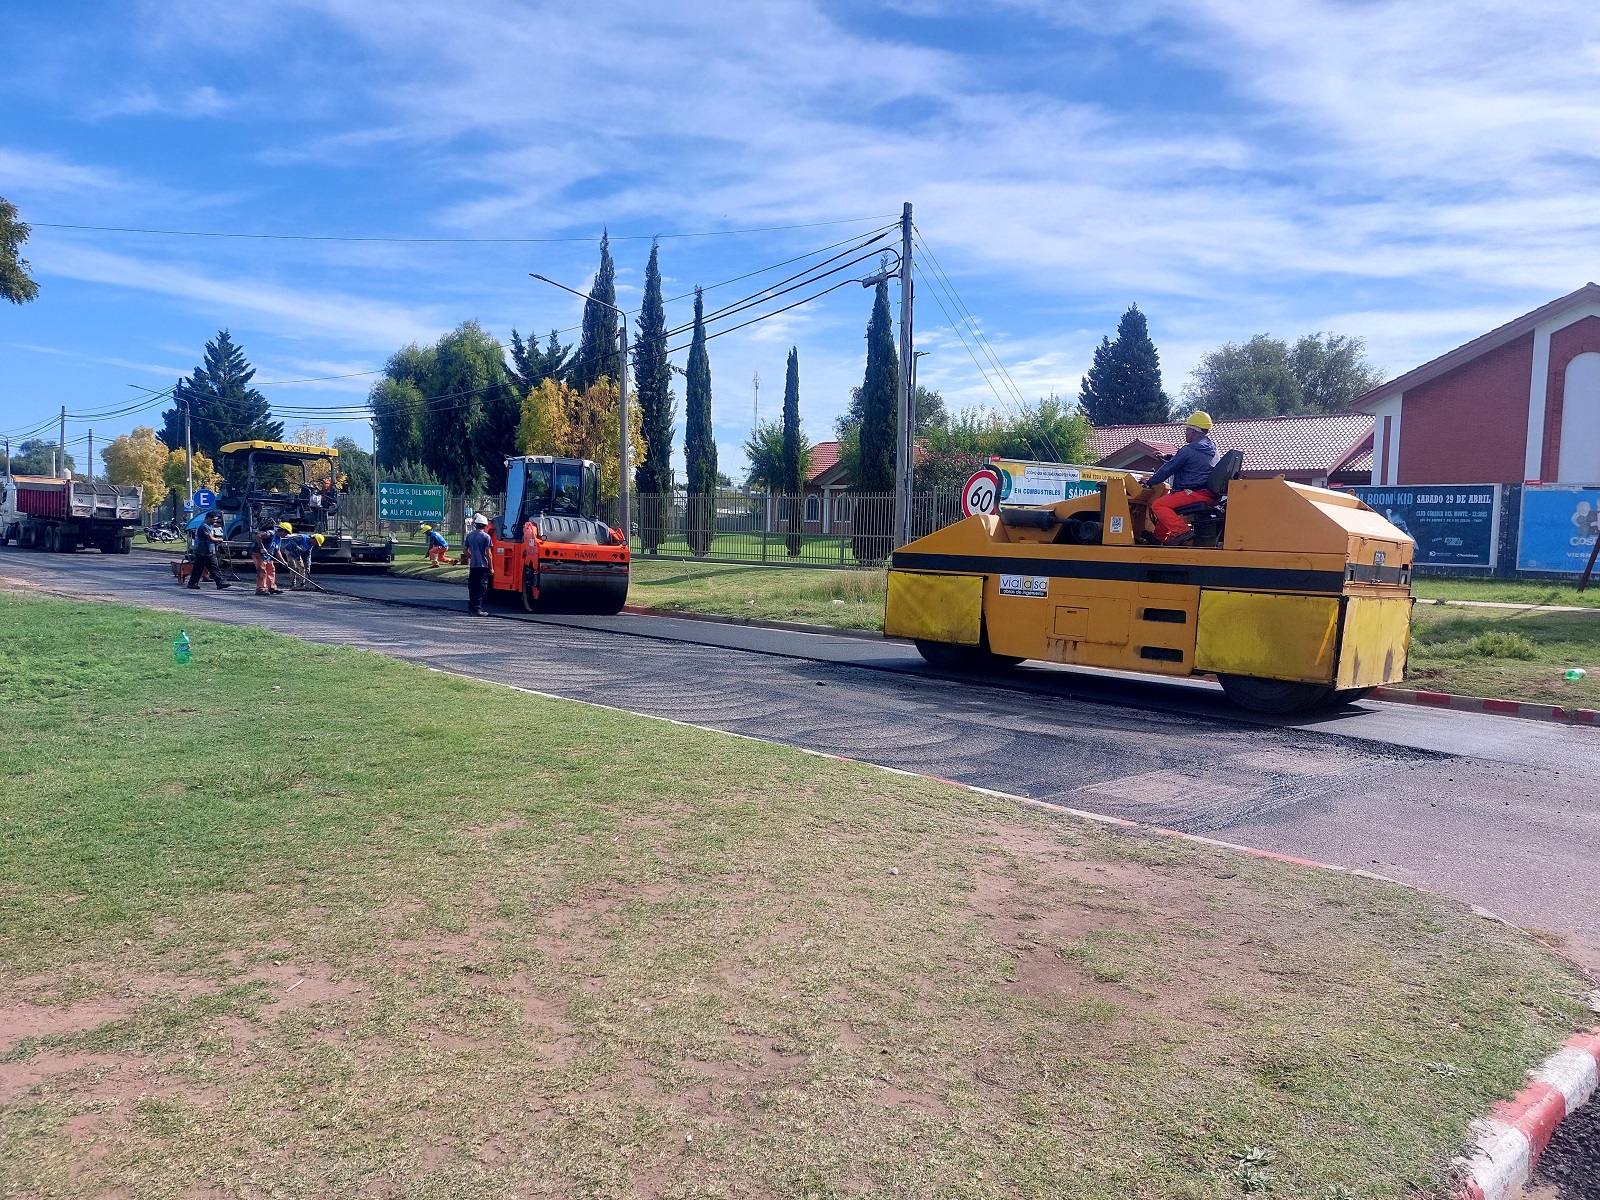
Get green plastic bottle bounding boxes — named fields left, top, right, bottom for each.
left=174, top=631, right=191, bottom=665
left=1565, top=668, right=1586, bottom=682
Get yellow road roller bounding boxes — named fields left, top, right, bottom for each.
left=885, top=455, right=1415, bottom=713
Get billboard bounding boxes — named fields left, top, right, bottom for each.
left=988, top=459, right=1125, bottom=507
left=1516, top=485, right=1600, bottom=573
left=1348, top=486, right=1498, bottom=570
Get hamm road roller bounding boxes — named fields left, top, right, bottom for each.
left=885, top=455, right=1414, bottom=714
left=482, top=455, right=630, bottom=613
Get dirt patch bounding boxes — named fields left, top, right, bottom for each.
left=0, top=997, right=135, bottom=1055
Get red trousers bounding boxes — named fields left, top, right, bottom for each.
left=252, top=552, right=276, bottom=593
left=427, top=545, right=450, bottom=566
left=1151, top=489, right=1218, bottom=542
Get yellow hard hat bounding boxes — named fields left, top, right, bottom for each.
left=1186, top=411, right=1213, bottom=431
left=278, top=521, right=292, bottom=532
left=420, top=524, right=432, bottom=533
left=312, top=533, right=326, bottom=547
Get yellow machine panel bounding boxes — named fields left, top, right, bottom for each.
left=885, top=571, right=983, bottom=645
left=1336, top=595, right=1412, bottom=689
left=1194, top=590, right=1341, bottom=684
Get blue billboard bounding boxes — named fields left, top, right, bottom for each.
left=1350, top=486, right=1498, bottom=570
left=1516, top=486, right=1600, bottom=573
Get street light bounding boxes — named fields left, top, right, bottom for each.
left=530, top=273, right=632, bottom=539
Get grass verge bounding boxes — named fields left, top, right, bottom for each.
left=1408, top=604, right=1600, bottom=705
left=0, top=593, right=1593, bottom=1198
left=1413, top=575, right=1600, bottom=609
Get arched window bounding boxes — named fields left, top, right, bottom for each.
left=835, top=495, right=852, bottom=522
left=804, top=494, right=820, bottom=523
left=1559, top=352, right=1600, bottom=483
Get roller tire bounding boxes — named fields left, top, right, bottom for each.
left=1332, top=687, right=1374, bottom=705
left=1218, top=674, right=1337, bottom=714
left=521, top=568, right=538, bottom=613
left=914, top=639, right=1023, bottom=674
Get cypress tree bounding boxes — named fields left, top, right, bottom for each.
left=683, top=288, right=717, bottom=556
left=853, top=280, right=898, bottom=564
left=1078, top=304, right=1170, bottom=426
left=158, top=330, right=282, bottom=458
left=632, top=241, right=676, bottom=551
left=574, top=232, right=619, bottom=391
left=781, top=346, right=803, bottom=556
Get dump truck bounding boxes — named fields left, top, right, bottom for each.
left=482, top=455, right=630, bottom=613
left=0, top=474, right=143, bottom=553
left=209, top=440, right=392, bottom=567
left=885, top=454, right=1415, bottom=714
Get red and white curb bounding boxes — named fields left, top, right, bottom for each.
left=1458, top=1030, right=1600, bottom=1199
left=1370, top=686, right=1597, bottom=726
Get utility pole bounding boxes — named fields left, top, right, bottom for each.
left=87, top=429, right=93, bottom=485
left=371, top=418, right=380, bottom=538
left=184, top=398, right=194, bottom=505
left=58, top=406, right=67, bottom=478
left=893, top=201, right=914, bottom=548
left=753, top=371, right=760, bottom=434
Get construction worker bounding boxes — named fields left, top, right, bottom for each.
left=422, top=523, right=453, bottom=566
left=187, top=513, right=232, bottom=590
left=465, top=513, right=493, bottom=616
left=282, top=530, right=325, bottom=589
left=252, top=524, right=282, bottom=595
left=1137, top=411, right=1221, bottom=545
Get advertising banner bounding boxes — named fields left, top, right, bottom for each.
left=377, top=481, right=446, bottom=522
left=1349, top=486, right=1498, bottom=570
left=988, top=459, right=1125, bottom=507
left=1516, top=485, right=1600, bottom=573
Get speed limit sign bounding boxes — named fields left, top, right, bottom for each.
left=961, top=468, right=1001, bottom=517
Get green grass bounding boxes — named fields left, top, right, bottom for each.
left=1408, top=605, right=1600, bottom=704
left=1414, top=575, right=1600, bottom=608
left=0, top=593, right=1592, bottom=1198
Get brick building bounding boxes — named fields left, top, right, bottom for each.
left=1354, top=283, right=1600, bottom=485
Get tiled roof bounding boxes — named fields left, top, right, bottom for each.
left=1088, top=413, right=1374, bottom=475
left=807, top=440, right=841, bottom=483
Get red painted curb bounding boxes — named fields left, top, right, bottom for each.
left=1374, top=685, right=1599, bottom=727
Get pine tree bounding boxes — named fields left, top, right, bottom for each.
left=573, top=232, right=620, bottom=391
left=683, top=287, right=717, bottom=556
left=1078, top=304, right=1170, bottom=426
left=508, top=327, right=572, bottom=394
left=158, top=331, right=282, bottom=459
left=0, top=196, right=40, bottom=305
left=781, top=346, right=804, bottom=556
left=632, top=242, right=676, bottom=551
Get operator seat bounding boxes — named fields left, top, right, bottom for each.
left=1171, top=449, right=1243, bottom=547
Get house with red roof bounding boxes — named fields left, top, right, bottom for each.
left=1354, top=283, right=1600, bottom=486
left=1089, top=413, right=1374, bottom=487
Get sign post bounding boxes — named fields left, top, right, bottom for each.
left=961, top=469, right=1001, bottom=518
left=192, top=488, right=216, bottom=511
left=377, top=482, right=446, bottom=523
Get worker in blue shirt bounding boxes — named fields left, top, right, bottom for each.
left=422, top=523, right=454, bottom=566
left=281, top=530, right=324, bottom=589
left=464, top=513, right=493, bottom=615
left=1137, top=411, right=1221, bottom=544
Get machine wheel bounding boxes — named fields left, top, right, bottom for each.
left=521, top=567, right=539, bottom=612
left=914, top=638, right=1022, bottom=674
left=1333, top=687, right=1374, bottom=705
left=1218, top=674, right=1336, bottom=714
left=45, top=526, right=59, bottom=553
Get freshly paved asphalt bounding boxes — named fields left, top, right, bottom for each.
left=9, top=548, right=1599, bottom=975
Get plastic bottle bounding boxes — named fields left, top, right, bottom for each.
left=1565, top=668, right=1586, bottom=682
left=174, top=631, right=191, bottom=665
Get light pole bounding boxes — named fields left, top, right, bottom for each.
left=530, top=273, right=631, bottom=540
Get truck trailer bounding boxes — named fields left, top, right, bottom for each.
left=0, top=474, right=143, bottom=553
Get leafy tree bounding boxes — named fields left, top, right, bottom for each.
left=508, top=328, right=572, bottom=395
left=384, top=459, right=439, bottom=485
left=743, top=419, right=813, bottom=490
left=158, top=331, right=282, bottom=459
left=101, top=427, right=169, bottom=508
left=1181, top=335, right=1300, bottom=420
left=683, top=287, right=717, bottom=556
left=9, top=439, right=75, bottom=476
left=913, top=397, right=1091, bottom=489
left=160, top=447, right=218, bottom=495
left=573, top=232, right=620, bottom=391
left=517, top=377, right=641, bottom=502
left=369, top=356, right=427, bottom=469
left=1287, top=333, right=1385, bottom=413
left=632, top=241, right=676, bottom=551
left=1078, top=304, right=1170, bottom=426
left=332, top=436, right=375, bottom=493
left=0, top=196, right=39, bottom=305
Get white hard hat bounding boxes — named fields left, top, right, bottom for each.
left=472, top=513, right=489, bottom=526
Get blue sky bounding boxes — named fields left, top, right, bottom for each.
left=3, top=0, right=1599, bottom=480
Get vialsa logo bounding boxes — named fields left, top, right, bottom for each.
left=998, top=574, right=1047, bottom=598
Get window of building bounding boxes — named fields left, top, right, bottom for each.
left=1559, top=352, right=1600, bottom=483
left=804, top=494, right=820, bottom=523
left=835, top=495, right=852, bottom=522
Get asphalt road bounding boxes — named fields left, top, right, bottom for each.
left=9, top=548, right=1600, bottom=977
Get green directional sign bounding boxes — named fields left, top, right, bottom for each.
left=378, top=482, right=446, bottom=522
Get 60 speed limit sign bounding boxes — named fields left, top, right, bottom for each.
left=961, top=468, right=1001, bottom=517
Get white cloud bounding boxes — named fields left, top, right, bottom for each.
left=0, top=148, right=122, bottom=195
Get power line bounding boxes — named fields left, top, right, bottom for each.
left=32, top=214, right=899, bottom=245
